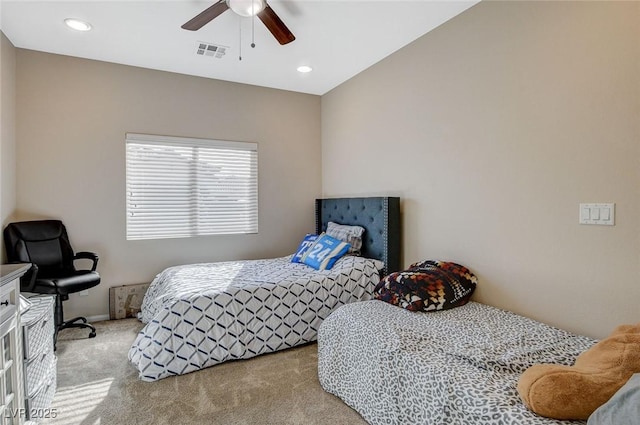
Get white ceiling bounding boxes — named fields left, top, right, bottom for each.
left=1, top=0, right=478, bottom=95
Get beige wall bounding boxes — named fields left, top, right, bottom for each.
left=16, top=51, right=321, bottom=320
left=321, top=1, right=640, bottom=339
left=1, top=32, right=16, bottom=263
left=9, top=1, right=640, bottom=338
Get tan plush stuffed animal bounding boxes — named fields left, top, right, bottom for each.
left=517, top=323, right=640, bottom=420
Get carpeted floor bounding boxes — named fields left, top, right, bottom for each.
left=42, top=319, right=367, bottom=425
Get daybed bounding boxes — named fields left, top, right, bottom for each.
left=129, top=197, right=400, bottom=381
left=318, top=300, right=596, bottom=425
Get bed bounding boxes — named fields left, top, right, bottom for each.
left=128, top=197, right=400, bottom=381
left=318, top=300, right=597, bottom=425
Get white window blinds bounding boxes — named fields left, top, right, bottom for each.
left=126, top=133, right=258, bottom=240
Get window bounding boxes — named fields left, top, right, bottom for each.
left=126, top=133, right=258, bottom=240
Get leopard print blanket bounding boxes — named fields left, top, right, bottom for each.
left=318, top=300, right=595, bottom=425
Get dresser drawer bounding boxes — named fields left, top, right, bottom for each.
left=25, top=343, right=56, bottom=397
left=25, top=356, right=57, bottom=421
left=22, top=296, right=55, bottom=360
left=0, top=281, right=18, bottom=326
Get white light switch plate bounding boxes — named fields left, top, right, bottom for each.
left=579, top=203, right=615, bottom=225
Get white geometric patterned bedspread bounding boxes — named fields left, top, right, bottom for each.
left=318, top=300, right=596, bottom=425
left=128, top=255, right=381, bottom=381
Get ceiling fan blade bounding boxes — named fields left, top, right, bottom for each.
left=257, top=4, right=295, bottom=45
left=181, top=0, right=229, bottom=31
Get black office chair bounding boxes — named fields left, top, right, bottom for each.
left=3, top=220, right=101, bottom=341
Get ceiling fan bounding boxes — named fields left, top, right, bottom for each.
left=181, top=0, right=295, bottom=45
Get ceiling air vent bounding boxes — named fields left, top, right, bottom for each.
left=196, top=42, right=228, bottom=59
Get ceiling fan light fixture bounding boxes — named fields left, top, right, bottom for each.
left=227, top=0, right=265, bottom=17
left=64, top=18, right=92, bottom=32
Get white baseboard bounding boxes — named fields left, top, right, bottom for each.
left=86, top=314, right=110, bottom=323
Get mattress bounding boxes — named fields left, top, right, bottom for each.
left=318, top=300, right=596, bottom=425
left=129, top=255, right=382, bottom=381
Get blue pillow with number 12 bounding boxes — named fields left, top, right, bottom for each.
left=301, top=233, right=351, bottom=271
left=291, top=234, right=319, bottom=263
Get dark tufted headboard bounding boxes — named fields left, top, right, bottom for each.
left=315, top=197, right=401, bottom=276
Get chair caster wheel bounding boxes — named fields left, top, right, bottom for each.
left=89, top=331, right=96, bottom=338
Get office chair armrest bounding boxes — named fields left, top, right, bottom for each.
left=17, top=263, right=39, bottom=292
left=74, top=251, right=99, bottom=271
left=6, top=261, right=38, bottom=291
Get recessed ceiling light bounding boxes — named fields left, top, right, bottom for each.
left=64, top=18, right=92, bottom=32
left=297, top=65, right=312, bottom=73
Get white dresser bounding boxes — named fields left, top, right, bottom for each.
left=20, top=297, right=56, bottom=423
left=0, top=264, right=29, bottom=425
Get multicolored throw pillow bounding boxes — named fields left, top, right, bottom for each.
left=301, top=233, right=350, bottom=271
left=291, top=234, right=319, bottom=263
left=374, top=260, right=478, bottom=312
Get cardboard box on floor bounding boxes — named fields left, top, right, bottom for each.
left=109, top=283, right=150, bottom=319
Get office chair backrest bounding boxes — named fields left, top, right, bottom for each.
left=4, top=220, right=75, bottom=278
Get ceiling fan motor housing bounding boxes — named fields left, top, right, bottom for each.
left=227, top=0, right=265, bottom=17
